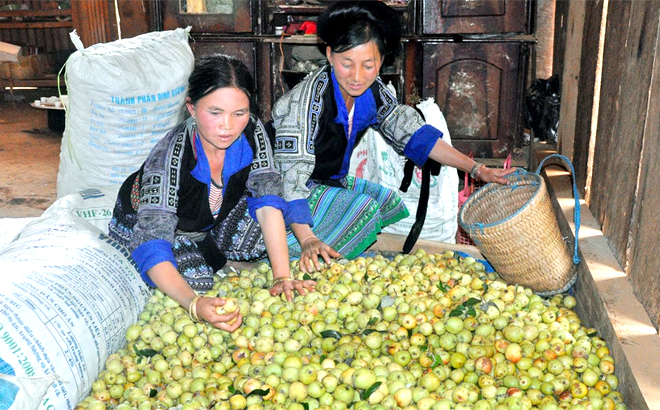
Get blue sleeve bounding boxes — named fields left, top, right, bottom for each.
left=284, top=198, right=314, bottom=227
left=403, top=124, right=443, bottom=167
left=131, top=239, right=178, bottom=288
left=247, top=195, right=289, bottom=221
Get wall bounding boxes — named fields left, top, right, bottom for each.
left=557, top=0, right=660, bottom=331
left=535, top=0, right=555, bottom=79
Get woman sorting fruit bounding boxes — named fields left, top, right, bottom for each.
left=109, top=54, right=314, bottom=331
left=271, top=1, right=514, bottom=272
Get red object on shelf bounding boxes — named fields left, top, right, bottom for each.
left=285, top=21, right=317, bottom=35
left=299, top=21, right=317, bottom=35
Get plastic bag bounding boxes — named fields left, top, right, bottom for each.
left=349, top=98, right=459, bottom=243
left=524, top=76, right=561, bottom=143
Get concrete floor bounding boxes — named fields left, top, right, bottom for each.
left=0, top=90, right=61, bottom=218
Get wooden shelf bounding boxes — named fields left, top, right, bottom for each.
left=267, top=2, right=409, bottom=13
left=1, top=78, right=63, bottom=88
left=262, top=34, right=323, bottom=44
left=0, top=21, right=72, bottom=29
left=0, top=9, right=70, bottom=17
left=0, top=8, right=72, bottom=29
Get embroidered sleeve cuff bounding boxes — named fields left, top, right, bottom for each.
left=403, top=124, right=443, bottom=167
left=284, top=198, right=314, bottom=227
left=247, top=195, right=288, bottom=221
left=132, top=239, right=178, bottom=288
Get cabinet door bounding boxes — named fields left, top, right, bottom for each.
left=422, top=42, right=523, bottom=158
left=422, top=0, right=529, bottom=35
left=161, top=0, right=253, bottom=33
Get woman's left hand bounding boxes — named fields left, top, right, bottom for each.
left=477, top=166, right=517, bottom=185
left=270, top=279, right=317, bottom=301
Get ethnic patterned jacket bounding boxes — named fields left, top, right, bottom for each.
left=114, top=116, right=286, bottom=276
left=271, top=65, right=443, bottom=226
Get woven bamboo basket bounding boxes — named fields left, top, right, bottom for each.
left=458, top=155, right=580, bottom=295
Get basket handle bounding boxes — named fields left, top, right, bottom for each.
left=535, top=154, right=581, bottom=265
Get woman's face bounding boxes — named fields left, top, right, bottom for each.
left=186, top=87, right=250, bottom=153
left=327, top=40, right=384, bottom=101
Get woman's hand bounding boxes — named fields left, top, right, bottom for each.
left=300, top=237, right=341, bottom=273
left=427, top=139, right=517, bottom=186
left=195, top=297, right=243, bottom=332
left=476, top=166, right=517, bottom=185
left=270, top=278, right=317, bottom=301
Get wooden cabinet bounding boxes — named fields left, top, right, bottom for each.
left=188, top=38, right=257, bottom=73
left=152, top=0, right=533, bottom=161
left=161, top=0, right=254, bottom=33
left=421, top=0, right=531, bottom=35
left=422, top=41, right=528, bottom=158
left=416, top=0, right=533, bottom=161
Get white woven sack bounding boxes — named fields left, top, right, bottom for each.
left=57, top=27, right=194, bottom=198
left=349, top=98, right=459, bottom=243
left=42, top=187, right=118, bottom=234
left=0, top=218, right=36, bottom=250
left=0, top=210, right=150, bottom=410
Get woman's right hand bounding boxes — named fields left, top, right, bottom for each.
left=300, top=237, right=341, bottom=273
left=195, top=297, right=242, bottom=332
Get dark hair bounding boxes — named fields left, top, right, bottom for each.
left=317, top=1, right=402, bottom=65
left=187, top=53, right=257, bottom=115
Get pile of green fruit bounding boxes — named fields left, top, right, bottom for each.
left=75, top=250, right=626, bottom=410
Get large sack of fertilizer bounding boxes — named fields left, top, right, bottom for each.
left=57, top=27, right=194, bottom=198
left=349, top=98, right=459, bottom=243
left=0, top=209, right=150, bottom=410
left=0, top=217, right=36, bottom=250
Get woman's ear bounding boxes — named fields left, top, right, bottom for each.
left=185, top=98, right=195, bottom=118
left=326, top=46, right=333, bottom=66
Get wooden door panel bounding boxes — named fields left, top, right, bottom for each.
left=422, top=42, right=521, bottom=158
left=190, top=40, right=256, bottom=74
left=422, top=0, right=528, bottom=35
left=434, top=58, right=501, bottom=142
left=161, top=0, right=253, bottom=33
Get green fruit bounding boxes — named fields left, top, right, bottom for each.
left=333, top=384, right=355, bottom=404
left=352, top=368, right=377, bottom=390
left=322, top=374, right=339, bottom=393
left=445, top=317, right=464, bottom=335
left=418, top=371, right=441, bottom=392
left=289, top=381, right=308, bottom=402
left=308, top=381, right=326, bottom=398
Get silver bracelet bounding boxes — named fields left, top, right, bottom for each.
left=470, top=162, right=484, bottom=179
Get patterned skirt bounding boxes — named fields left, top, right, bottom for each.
left=108, top=196, right=265, bottom=291
left=287, top=176, right=409, bottom=259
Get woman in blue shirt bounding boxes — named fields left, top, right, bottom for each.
left=109, top=54, right=313, bottom=331
left=271, top=1, right=514, bottom=272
